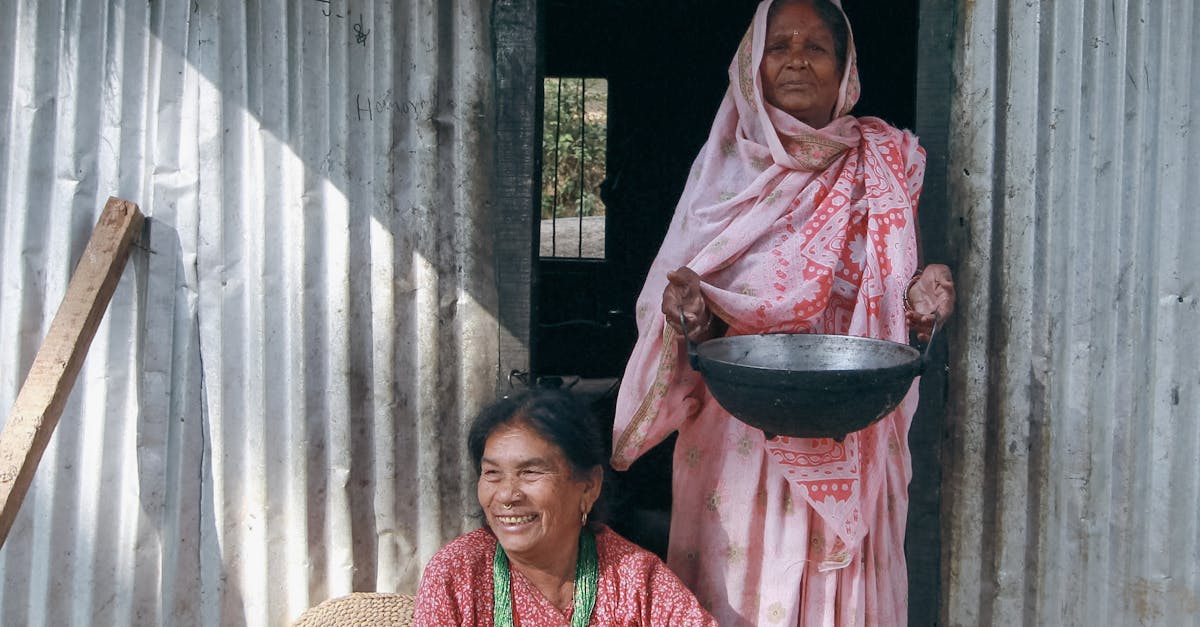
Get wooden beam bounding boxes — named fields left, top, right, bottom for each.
left=0, top=197, right=144, bottom=547
left=494, top=0, right=540, bottom=387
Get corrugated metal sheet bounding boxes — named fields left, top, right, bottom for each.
left=943, top=0, right=1199, bottom=625
left=4, top=0, right=1197, bottom=625
left=0, top=0, right=501, bottom=624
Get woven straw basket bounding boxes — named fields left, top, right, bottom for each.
left=292, top=592, right=415, bottom=626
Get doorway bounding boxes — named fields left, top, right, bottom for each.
left=518, top=0, right=934, bottom=618
left=532, top=0, right=921, bottom=553
left=534, top=0, right=920, bottom=378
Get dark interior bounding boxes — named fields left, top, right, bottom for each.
left=533, top=0, right=920, bottom=559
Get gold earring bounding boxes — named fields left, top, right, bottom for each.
left=581, top=511, right=589, bottom=526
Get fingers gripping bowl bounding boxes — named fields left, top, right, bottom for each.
left=682, top=315, right=939, bottom=441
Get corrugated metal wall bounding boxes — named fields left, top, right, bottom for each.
left=0, top=0, right=502, bottom=624
left=4, top=0, right=1198, bottom=625
left=943, top=0, right=1199, bottom=625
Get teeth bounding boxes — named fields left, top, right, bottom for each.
left=497, top=515, right=535, bottom=524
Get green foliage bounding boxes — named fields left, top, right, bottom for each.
left=542, top=78, right=608, bottom=221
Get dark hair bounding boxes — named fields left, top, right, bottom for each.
left=468, top=388, right=609, bottom=521
left=768, top=0, right=850, bottom=75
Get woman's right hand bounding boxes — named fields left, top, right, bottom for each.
left=662, top=267, right=722, bottom=342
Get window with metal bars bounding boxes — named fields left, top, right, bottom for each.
left=540, top=77, right=608, bottom=259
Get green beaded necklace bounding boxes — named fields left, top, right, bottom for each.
left=492, top=529, right=598, bottom=627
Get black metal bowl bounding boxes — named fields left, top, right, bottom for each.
left=687, top=332, right=927, bottom=441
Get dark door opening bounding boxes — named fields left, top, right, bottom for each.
left=531, top=0, right=923, bottom=604
left=534, top=0, right=919, bottom=379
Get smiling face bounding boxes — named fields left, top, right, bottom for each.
left=759, top=0, right=843, bottom=128
left=477, top=422, right=602, bottom=567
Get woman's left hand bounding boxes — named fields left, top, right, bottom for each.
left=905, top=263, right=955, bottom=342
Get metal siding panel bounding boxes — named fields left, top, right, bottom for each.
left=943, top=0, right=998, bottom=624
left=0, top=0, right=499, bottom=625
left=992, top=0, right=1041, bottom=624
left=1040, top=2, right=1093, bottom=624
left=14, top=0, right=1190, bottom=625
left=1144, top=2, right=1199, bottom=624
left=944, top=0, right=1200, bottom=625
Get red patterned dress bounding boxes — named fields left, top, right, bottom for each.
left=414, top=525, right=717, bottom=626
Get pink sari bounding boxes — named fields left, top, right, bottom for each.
left=612, top=1, right=925, bottom=624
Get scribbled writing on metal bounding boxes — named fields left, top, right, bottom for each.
left=355, top=92, right=430, bottom=122
left=353, top=14, right=370, bottom=45
left=312, top=0, right=339, bottom=18
left=312, top=0, right=370, bottom=47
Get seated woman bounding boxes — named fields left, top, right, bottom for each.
left=414, top=388, right=716, bottom=626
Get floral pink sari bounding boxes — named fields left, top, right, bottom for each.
left=612, top=1, right=926, bottom=624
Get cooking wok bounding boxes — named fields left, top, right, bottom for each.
left=683, top=314, right=939, bottom=441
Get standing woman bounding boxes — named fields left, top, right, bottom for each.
left=612, top=0, right=955, bottom=625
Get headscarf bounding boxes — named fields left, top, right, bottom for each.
left=612, top=0, right=926, bottom=562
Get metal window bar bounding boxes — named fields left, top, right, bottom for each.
left=576, top=78, right=585, bottom=257
left=551, top=77, right=563, bottom=256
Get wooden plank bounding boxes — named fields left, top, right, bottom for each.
left=0, top=197, right=144, bottom=547
left=907, top=1, right=956, bottom=625
left=493, top=0, right=540, bottom=386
